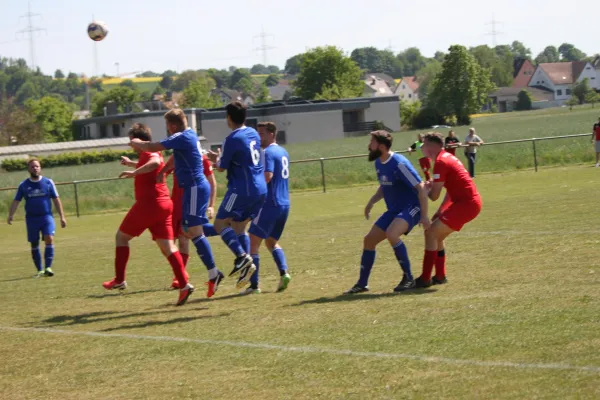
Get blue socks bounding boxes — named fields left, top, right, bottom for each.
left=192, top=235, right=216, bottom=270
left=238, top=234, right=250, bottom=254
left=44, top=244, right=54, bottom=269
left=202, top=223, right=218, bottom=237
left=272, top=248, right=288, bottom=276
left=31, top=244, right=42, bottom=272
left=392, top=241, right=413, bottom=280
left=220, top=227, right=244, bottom=257
left=357, top=249, right=376, bottom=287
left=250, top=254, right=260, bottom=289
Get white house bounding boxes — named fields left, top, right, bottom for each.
left=363, top=75, right=394, bottom=97
left=528, top=61, right=598, bottom=102
left=394, top=76, right=420, bottom=102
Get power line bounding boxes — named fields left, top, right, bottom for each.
left=485, top=13, right=503, bottom=48
left=16, top=2, right=46, bottom=70
left=253, top=26, right=276, bottom=66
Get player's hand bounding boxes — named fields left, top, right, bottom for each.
left=364, top=202, right=373, bottom=220
left=120, top=156, right=132, bottom=165
left=207, top=206, right=215, bottom=220
left=60, top=218, right=67, bottom=228
left=119, top=171, right=136, bottom=179
left=420, top=216, right=432, bottom=230
left=7, top=215, right=13, bottom=225
left=206, top=149, right=220, bottom=163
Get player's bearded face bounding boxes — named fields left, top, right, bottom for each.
left=28, top=163, right=41, bottom=178
left=368, top=146, right=382, bottom=161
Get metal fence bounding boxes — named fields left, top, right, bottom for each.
left=0, top=132, right=592, bottom=217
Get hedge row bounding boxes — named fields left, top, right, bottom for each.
left=2, top=149, right=171, bottom=172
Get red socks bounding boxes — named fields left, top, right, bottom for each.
left=421, top=250, right=437, bottom=282
left=435, top=250, right=446, bottom=280
left=168, top=251, right=188, bottom=287
left=115, top=246, right=130, bottom=283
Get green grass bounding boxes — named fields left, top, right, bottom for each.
left=1, top=106, right=598, bottom=216
left=0, top=166, right=599, bottom=399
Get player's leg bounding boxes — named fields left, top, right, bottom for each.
left=242, top=232, right=263, bottom=295
left=26, top=217, right=44, bottom=277
left=201, top=223, right=218, bottom=237
left=41, top=215, right=56, bottom=276
left=230, top=196, right=265, bottom=288
left=266, top=207, right=291, bottom=292
left=386, top=217, right=415, bottom=292
left=416, top=219, right=454, bottom=288
left=432, top=239, right=448, bottom=285
left=184, top=183, right=224, bottom=298
left=154, top=237, right=194, bottom=306
left=214, top=192, right=253, bottom=274
left=345, top=212, right=390, bottom=294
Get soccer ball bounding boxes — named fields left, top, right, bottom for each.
left=87, top=21, right=108, bottom=41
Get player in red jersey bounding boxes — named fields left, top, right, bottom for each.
left=102, top=123, right=193, bottom=306
left=161, top=153, right=217, bottom=291
left=407, top=133, right=432, bottom=181
left=416, top=132, right=482, bottom=288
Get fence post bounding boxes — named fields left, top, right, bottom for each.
left=73, top=182, right=80, bottom=218
left=532, top=139, right=538, bottom=172
left=319, top=158, right=326, bottom=193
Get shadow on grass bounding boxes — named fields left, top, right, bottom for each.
left=99, top=312, right=232, bottom=332
left=86, top=288, right=168, bottom=299
left=186, top=293, right=245, bottom=305
left=0, top=276, right=36, bottom=283
left=289, top=289, right=437, bottom=307
left=35, top=308, right=210, bottom=327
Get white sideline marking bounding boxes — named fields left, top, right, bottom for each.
left=1, top=326, right=599, bottom=373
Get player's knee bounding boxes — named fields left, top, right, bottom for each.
left=265, top=238, right=277, bottom=251
left=30, top=241, right=39, bottom=249
left=43, top=235, right=53, bottom=245
left=363, top=234, right=378, bottom=249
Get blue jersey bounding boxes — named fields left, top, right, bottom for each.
left=263, top=144, right=290, bottom=207
left=160, top=128, right=206, bottom=188
left=218, top=126, right=267, bottom=197
left=375, top=152, right=421, bottom=212
left=14, top=177, right=58, bottom=217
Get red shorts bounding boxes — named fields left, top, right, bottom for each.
left=171, top=186, right=184, bottom=236
left=419, top=157, right=431, bottom=172
left=433, top=195, right=482, bottom=232
left=119, top=200, right=174, bottom=240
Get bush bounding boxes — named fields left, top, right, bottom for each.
left=412, top=107, right=446, bottom=129
left=516, top=90, right=533, bottom=111
left=2, top=149, right=145, bottom=172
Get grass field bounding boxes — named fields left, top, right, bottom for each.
left=1, top=165, right=599, bottom=399
left=0, top=106, right=598, bottom=217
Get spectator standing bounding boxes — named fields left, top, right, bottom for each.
left=444, top=130, right=460, bottom=155
left=464, top=128, right=483, bottom=178
left=592, top=117, right=600, bottom=167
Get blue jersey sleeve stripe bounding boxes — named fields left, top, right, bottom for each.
left=49, top=179, right=59, bottom=198
left=397, top=163, right=420, bottom=187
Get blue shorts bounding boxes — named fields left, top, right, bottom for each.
left=249, top=205, right=289, bottom=240
left=216, top=191, right=266, bottom=222
left=26, top=215, right=55, bottom=243
left=182, top=180, right=210, bottom=229
left=374, top=205, right=421, bottom=235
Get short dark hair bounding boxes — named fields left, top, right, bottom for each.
left=423, top=132, right=444, bottom=146
left=370, top=130, right=393, bottom=149
left=27, top=158, right=41, bottom=167
left=257, top=121, right=277, bottom=133
left=163, top=108, right=188, bottom=131
left=128, top=123, right=153, bottom=141
left=226, top=101, right=247, bottom=125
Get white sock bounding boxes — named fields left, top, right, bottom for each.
left=208, top=268, right=219, bottom=280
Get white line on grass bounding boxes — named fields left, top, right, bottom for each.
left=1, top=326, right=599, bottom=373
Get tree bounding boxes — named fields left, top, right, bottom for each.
left=315, top=83, right=362, bottom=100
left=431, top=45, right=495, bottom=125
left=181, top=76, right=222, bottom=108
left=160, top=75, right=173, bottom=89
left=399, top=99, right=422, bottom=128
left=255, top=84, right=270, bottom=103
left=170, top=70, right=205, bottom=92
left=470, top=45, right=513, bottom=87
left=516, top=89, right=533, bottom=111
left=510, top=41, right=532, bottom=60
left=434, top=51, right=446, bottom=62
left=284, top=54, right=303, bottom=75
left=250, top=64, right=270, bottom=74
left=535, top=46, right=560, bottom=64
left=15, top=81, right=40, bottom=104
left=25, top=96, right=74, bottom=142
left=558, top=43, right=586, bottom=61
left=233, top=77, right=255, bottom=95
left=0, top=102, right=43, bottom=145
left=267, top=65, right=280, bottom=74
left=230, top=69, right=253, bottom=90
left=91, top=86, right=141, bottom=116
left=54, top=69, right=65, bottom=79
left=415, top=61, right=442, bottom=105
left=573, top=78, right=592, bottom=104
left=137, top=71, right=160, bottom=77
left=565, top=96, right=579, bottom=110
left=161, top=70, right=177, bottom=78
left=350, top=47, right=404, bottom=78
left=119, top=79, right=136, bottom=89
left=294, top=46, right=363, bottom=100
left=265, top=73, right=280, bottom=87
left=206, top=68, right=231, bottom=88
left=397, top=47, right=428, bottom=76
left=585, top=91, right=600, bottom=107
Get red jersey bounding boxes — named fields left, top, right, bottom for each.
left=171, top=155, right=213, bottom=202
left=134, top=152, right=170, bottom=203
left=433, top=150, right=479, bottom=202
left=594, top=123, right=600, bottom=141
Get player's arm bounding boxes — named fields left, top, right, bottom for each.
left=415, top=181, right=431, bottom=229
left=7, top=200, right=20, bottom=225
left=364, top=186, right=384, bottom=220
left=207, top=172, right=217, bottom=219
left=211, top=137, right=235, bottom=173
left=120, top=156, right=137, bottom=168
left=52, top=197, right=67, bottom=228
left=129, top=139, right=166, bottom=152
left=157, top=155, right=175, bottom=182
left=428, top=182, right=444, bottom=201
left=264, top=150, right=275, bottom=183
left=120, top=156, right=161, bottom=178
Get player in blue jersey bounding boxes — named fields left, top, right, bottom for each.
left=344, top=131, right=430, bottom=294
left=129, top=109, right=223, bottom=300
left=241, top=122, right=292, bottom=295
left=7, top=159, right=67, bottom=277
left=206, top=101, right=267, bottom=288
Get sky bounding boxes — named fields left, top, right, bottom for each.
left=0, top=0, right=598, bottom=77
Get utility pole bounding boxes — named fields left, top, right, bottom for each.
left=16, top=2, right=45, bottom=70
left=254, top=26, right=275, bottom=66
left=115, top=62, right=120, bottom=77
left=485, top=13, right=503, bottom=48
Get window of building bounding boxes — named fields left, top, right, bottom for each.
left=566, top=89, right=572, bottom=95
left=408, top=94, right=412, bottom=98
left=112, top=124, right=120, bottom=137
left=556, top=89, right=562, bottom=96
